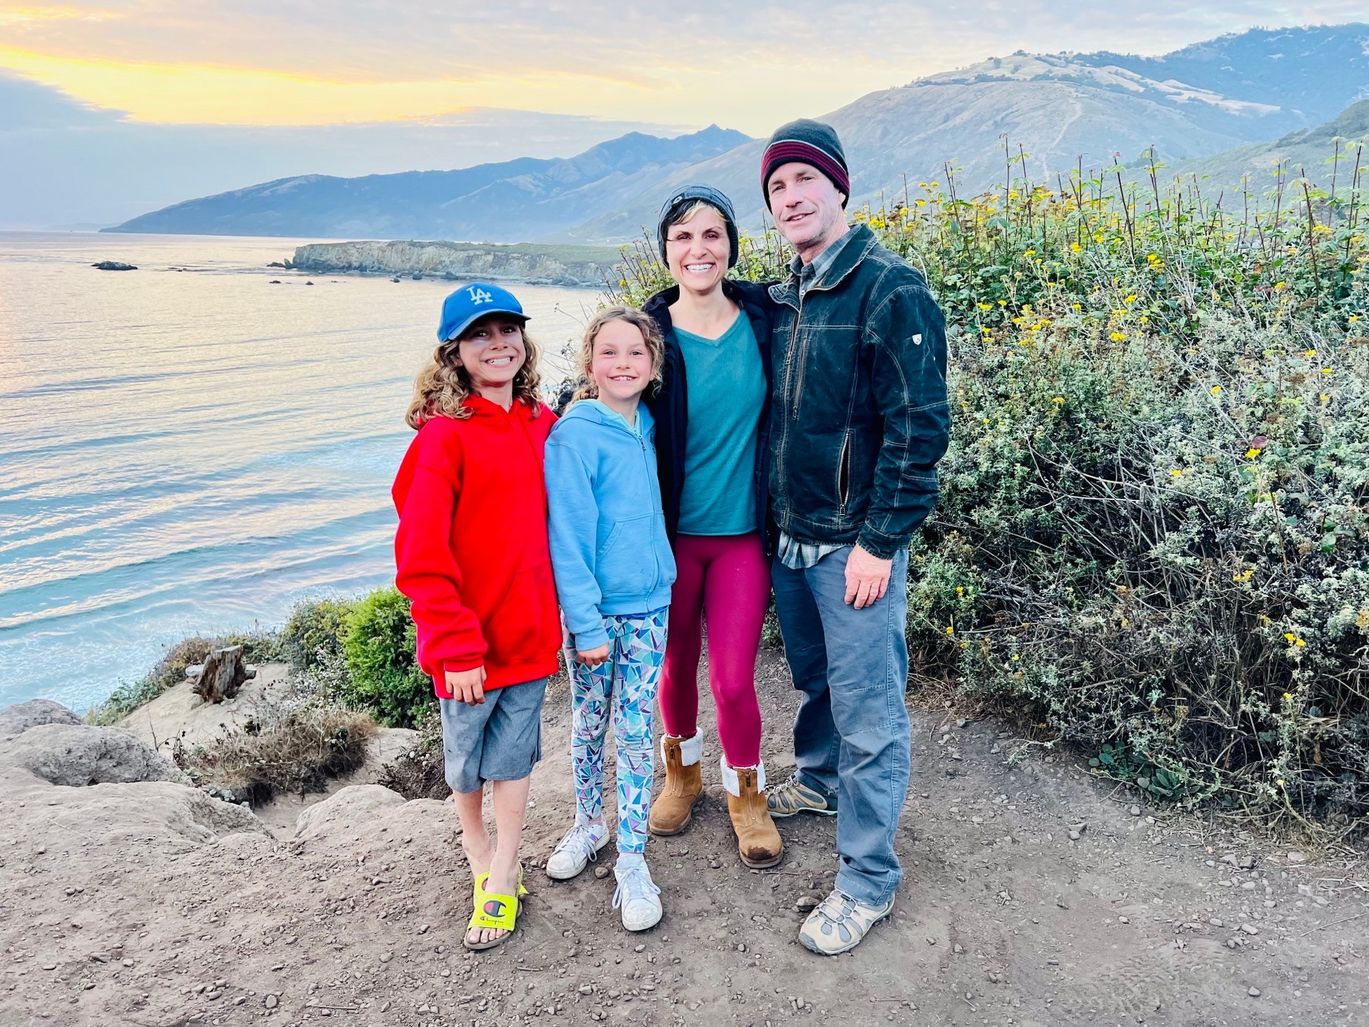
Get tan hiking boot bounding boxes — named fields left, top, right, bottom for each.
left=722, top=760, right=784, bottom=869
left=648, top=733, right=703, bottom=836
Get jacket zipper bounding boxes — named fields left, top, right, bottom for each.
left=775, top=293, right=803, bottom=506
left=837, top=431, right=851, bottom=515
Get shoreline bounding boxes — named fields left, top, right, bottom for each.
left=289, top=239, right=622, bottom=289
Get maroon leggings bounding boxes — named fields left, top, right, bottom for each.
left=658, top=533, right=769, bottom=767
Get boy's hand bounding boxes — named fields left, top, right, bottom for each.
left=576, top=644, right=610, bottom=668
left=444, top=666, right=487, bottom=705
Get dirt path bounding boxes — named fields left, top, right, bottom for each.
left=2, top=650, right=1366, bottom=1026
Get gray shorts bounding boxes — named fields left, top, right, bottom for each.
left=439, top=677, right=548, bottom=794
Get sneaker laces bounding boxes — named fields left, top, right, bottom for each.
left=553, top=822, right=604, bottom=865
left=816, top=890, right=857, bottom=923
left=612, top=863, right=660, bottom=911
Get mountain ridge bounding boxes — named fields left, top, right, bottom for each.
left=105, top=24, right=1369, bottom=244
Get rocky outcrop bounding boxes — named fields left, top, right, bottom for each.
left=0, top=698, right=82, bottom=742
left=289, top=240, right=617, bottom=288
left=1, top=723, right=188, bottom=787
left=91, top=260, right=137, bottom=271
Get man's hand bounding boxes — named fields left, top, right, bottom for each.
left=844, top=544, right=893, bottom=609
left=444, top=665, right=487, bottom=705
left=576, top=644, right=610, bottom=668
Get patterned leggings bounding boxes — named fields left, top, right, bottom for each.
left=569, top=608, right=667, bottom=854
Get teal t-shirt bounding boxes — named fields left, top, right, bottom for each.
left=676, top=312, right=765, bottom=535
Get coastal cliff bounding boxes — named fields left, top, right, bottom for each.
left=289, top=240, right=620, bottom=288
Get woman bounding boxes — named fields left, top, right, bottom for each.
left=643, top=185, right=783, bottom=869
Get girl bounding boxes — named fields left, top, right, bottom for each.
left=544, top=307, right=677, bottom=932
left=392, top=281, right=561, bottom=951
left=642, top=186, right=783, bottom=868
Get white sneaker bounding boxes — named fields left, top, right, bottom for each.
left=612, top=859, right=662, bottom=931
left=545, top=821, right=609, bottom=880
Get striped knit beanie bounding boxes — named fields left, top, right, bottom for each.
left=760, top=119, right=850, bottom=210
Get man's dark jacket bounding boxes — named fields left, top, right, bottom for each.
left=643, top=279, right=774, bottom=543
left=767, top=224, right=950, bottom=559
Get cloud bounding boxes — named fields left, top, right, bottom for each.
left=3, top=3, right=1363, bottom=133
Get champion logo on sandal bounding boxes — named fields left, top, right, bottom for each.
left=483, top=898, right=507, bottom=917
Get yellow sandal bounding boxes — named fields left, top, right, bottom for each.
left=463, top=869, right=524, bottom=951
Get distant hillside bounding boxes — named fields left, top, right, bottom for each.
left=105, top=126, right=750, bottom=240
left=578, top=24, right=1369, bottom=241
left=1169, top=100, right=1369, bottom=199
left=1078, top=24, right=1369, bottom=121
left=105, top=24, right=1369, bottom=245
left=289, top=240, right=621, bottom=288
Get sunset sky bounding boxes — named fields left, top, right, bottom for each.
left=2, top=1, right=1365, bottom=227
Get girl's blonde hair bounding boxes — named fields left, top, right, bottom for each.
left=572, top=306, right=666, bottom=403
left=405, top=323, right=543, bottom=429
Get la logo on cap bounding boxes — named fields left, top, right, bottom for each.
left=468, top=286, right=494, bottom=305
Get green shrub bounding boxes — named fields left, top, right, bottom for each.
left=281, top=597, right=356, bottom=671
left=608, top=148, right=1369, bottom=819
left=340, top=587, right=434, bottom=728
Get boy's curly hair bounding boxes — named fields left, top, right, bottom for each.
left=405, top=328, right=544, bottom=429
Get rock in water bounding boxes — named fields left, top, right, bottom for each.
left=91, top=260, right=137, bottom=271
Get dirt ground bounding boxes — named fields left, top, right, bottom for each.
left=1, top=649, right=1367, bottom=1027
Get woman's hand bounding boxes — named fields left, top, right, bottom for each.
left=444, top=665, right=487, bottom=705
left=576, top=644, right=610, bottom=668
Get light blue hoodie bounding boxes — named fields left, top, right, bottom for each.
left=545, top=400, right=677, bottom=651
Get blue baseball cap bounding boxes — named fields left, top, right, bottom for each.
left=437, top=282, right=529, bottom=343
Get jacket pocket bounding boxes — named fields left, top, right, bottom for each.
left=836, top=431, right=852, bottom=515
left=599, top=515, right=653, bottom=598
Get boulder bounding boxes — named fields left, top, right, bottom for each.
left=0, top=699, right=82, bottom=743
left=294, top=784, right=407, bottom=840
left=91, top=260, right=137, bottom=271
left=0, top=723, right=188, bottom=787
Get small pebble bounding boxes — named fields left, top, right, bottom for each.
left=1249, top=987, right=1262, bottom=998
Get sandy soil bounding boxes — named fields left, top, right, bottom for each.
left=2, top=650, right=1367, bottom=1027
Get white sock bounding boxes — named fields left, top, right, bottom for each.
left=616, top=851, right=645, bottom=871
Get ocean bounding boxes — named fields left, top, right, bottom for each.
left=0, top=232, right=598, bottom=713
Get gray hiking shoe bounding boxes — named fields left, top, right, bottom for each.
left=766, top=774, right=837, bottom=818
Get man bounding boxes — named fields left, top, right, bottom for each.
left=760, top=119, right=950, bottom=954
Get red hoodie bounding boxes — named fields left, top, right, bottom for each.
left=392, top=396, right=561, bottom=695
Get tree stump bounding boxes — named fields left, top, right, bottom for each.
left=189, top=645, right=257, bottom=704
